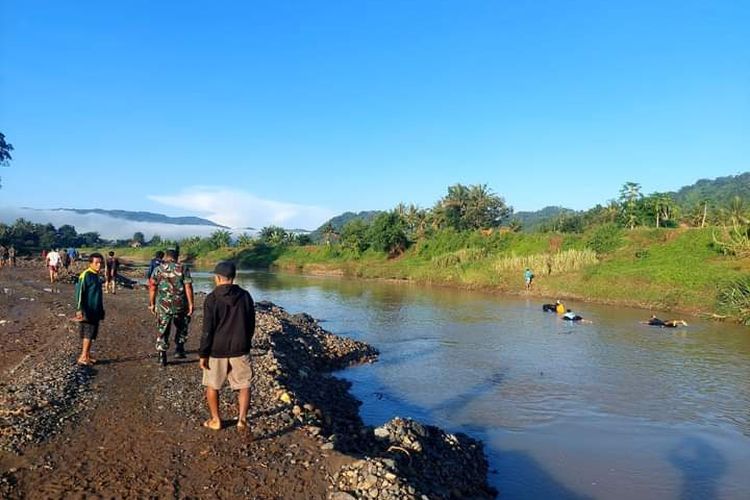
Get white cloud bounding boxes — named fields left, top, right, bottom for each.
left=148, top=186, right=334, bottom=230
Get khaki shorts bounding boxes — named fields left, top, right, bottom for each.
left=201, top=355, right=253, bottom=390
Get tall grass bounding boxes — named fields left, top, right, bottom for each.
left=492, top=249, right=598, bottom=274
left=431, top=247, right=488, bottom=267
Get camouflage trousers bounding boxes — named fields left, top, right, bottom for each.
left=155, top=313, right=190, bottom=352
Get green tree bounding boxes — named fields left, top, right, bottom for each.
left=209, top=229, right=232, bottom=249
left=132, top=232, right=145, bottom=245
left=720, top=196, right=748, bottom=227
left=340, top=219, right=370, bottom=254
left=0, top=132, right=13, bottom=188
left=433, top=183, right=511, bottom=231
left=618, top=182, right=643, bottom=229
left=79, top=232, right=102, bottom=246
left=645, top=192, right=678, bottom=228
left=149, top=234, right=163, bottom=246
left=321, top=222, right=337, bottom=246
left=295, top=233, right=312, bottom=246
left=56, top=224, right=78, bottom=247
left=368, top=211, right=408, bottom=256
left=236, top=232, right=255, bottom=247
left=259, top=226, right=289, bottom=245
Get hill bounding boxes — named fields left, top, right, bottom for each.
left=511, top=206, right=577, bottom=232
left=309, top=210, right=382, bottom=242
left=670, top=172, right=750, bottom=209
left=53, top=208, right=226, bottom=227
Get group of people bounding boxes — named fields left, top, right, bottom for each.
left=542, top=299, right=592, bottom=323
left=0, top=244, right=16, bottom=268
left=72, top=250, right=255, bottom=431
left=43, top=248, right=78, bottom=283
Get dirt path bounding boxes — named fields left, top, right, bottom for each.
left=0, top=264, right=346, bottom=498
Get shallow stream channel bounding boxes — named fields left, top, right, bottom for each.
left=191, top=270, right=750, bottom=500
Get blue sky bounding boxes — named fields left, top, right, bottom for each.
left=1, top=1, right=748, bottom=230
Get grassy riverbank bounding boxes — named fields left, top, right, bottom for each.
left=273, top=228, right=743, bottom=314
left=90, top=227, right=750, bottom=321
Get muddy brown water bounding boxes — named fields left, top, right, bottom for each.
left=195, top=270, right=750, bottom=500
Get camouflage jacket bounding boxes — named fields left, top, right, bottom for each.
left=150, top=262, right=192, bottom=314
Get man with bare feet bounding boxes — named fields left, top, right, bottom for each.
left=46, top=248, right=61, bottom=283
left=74, top=253, right=105, bottom=365
left=199, top=261, right=255, bottom=431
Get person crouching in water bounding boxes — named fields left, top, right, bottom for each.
left=149, top=249, right=194, bottom=366
left=199, top=261, right=255, bottom=432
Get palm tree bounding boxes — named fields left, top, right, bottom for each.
left=619, top=182, right=642, bottom=229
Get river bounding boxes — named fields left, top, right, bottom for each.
left=191, top=270, right=750, bottom=500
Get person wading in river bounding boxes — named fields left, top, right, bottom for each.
left=199, top=261, right=255, bottom=431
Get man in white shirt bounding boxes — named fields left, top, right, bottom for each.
left=46, top=249, right=61, bottom=283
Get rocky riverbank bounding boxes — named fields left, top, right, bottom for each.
left=0, top=262, right=495, bottom=498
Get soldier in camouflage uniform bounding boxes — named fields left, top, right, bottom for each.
left=148, top=249, right=194, bottom=366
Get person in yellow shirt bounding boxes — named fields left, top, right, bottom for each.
left=555, top=300, right=565, bottom=314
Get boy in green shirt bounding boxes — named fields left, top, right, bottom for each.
left=74, top=253, right=105, bottom=365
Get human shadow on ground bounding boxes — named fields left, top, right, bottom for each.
left=668, top=436, right=727, bottom=500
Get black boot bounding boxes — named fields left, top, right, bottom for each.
left=158, top=351, right=167, bottom=366
left=175, top=344, right=186, bottom=359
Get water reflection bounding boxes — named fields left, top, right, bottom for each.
left=191, top=270, right=750, bottom=499
left=668, top=437, right=727, bottom=500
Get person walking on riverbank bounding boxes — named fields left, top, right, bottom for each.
left=74, top=253, right=105, bottom=365
left=146, top=250, right=164, bottom=283
left=524, top=268, right=534, bottom=290
left=149, top=249, right=193, bottom=366
left=199, top=261, right=255, bottom=431
left=105, top=251, right=119, bottom=294
left=46, top=249, right=61, bottom=283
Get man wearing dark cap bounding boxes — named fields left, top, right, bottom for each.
left=199, top=261, right=255, bottom=431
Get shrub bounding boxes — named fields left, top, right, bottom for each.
left=716, top=276, right=750, bottom=325
left=585, top=223, right=623, bottom=255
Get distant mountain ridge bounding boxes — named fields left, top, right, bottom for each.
left=31, top=208, right=228, bottom=228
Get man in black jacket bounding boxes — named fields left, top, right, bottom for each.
left=199, top=261, right=255, bottom=431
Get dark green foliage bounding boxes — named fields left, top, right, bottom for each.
left=294, top=233, right=313, bottom=246
left=585, top=223, right=624, bottom=255
left=368, top=212, right=408, bottom=256
left=209, top=229, right=232, bottom=249
left=340, top=219, right=370, bottom=254
left=716, top=276, right=750, bottom=325
left=132, top=232, right=145, bottom=245
left=259, top=226, right=290, bottom=245
left=432, top=183, right=512, bottom=231
left=0, top=132, right=13, bottom=189
left=0, top=132, right=13, bottom=166
left=0, top=218, right=102, bottom=251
